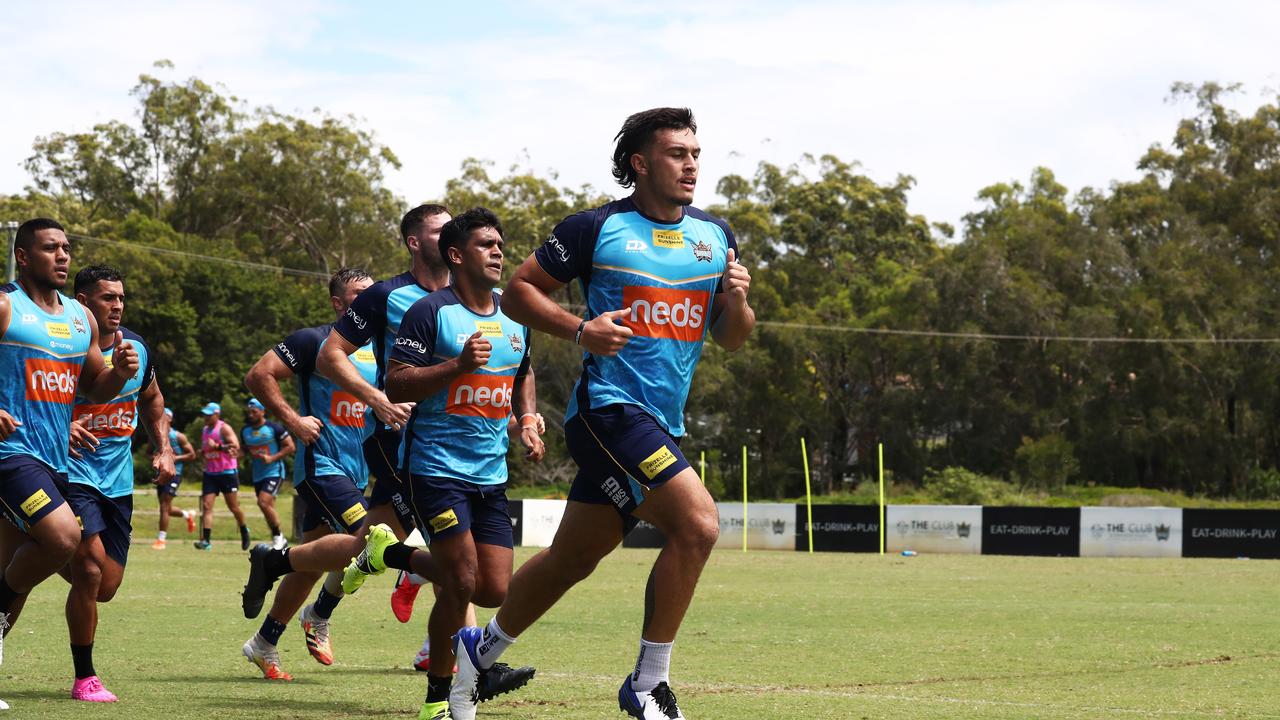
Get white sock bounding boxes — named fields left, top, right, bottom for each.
left=630, top=639, right=673, bottom=693
left=182, top=510, right=191, bottom=519
left=417, top=633, right=431, bottom=657
left=476, top=617, right=516, bottom=669
left=157, top=531, right=167, bottom=541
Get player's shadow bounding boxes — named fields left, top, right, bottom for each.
left=200, top=695, right=407, bottom=716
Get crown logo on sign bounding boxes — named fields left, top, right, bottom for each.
left=1155, top=524, right=1170, bottom=541
left=956, top=522, right=971, bottom=538
left=771, top=518, right=786, bottom=535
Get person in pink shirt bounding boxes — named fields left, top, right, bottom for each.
left=195, top=402, right=248, bottom=550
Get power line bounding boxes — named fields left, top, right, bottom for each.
left=756, top=321, right=1280, bottom=345
left=67, top=232, right=330, bottom=280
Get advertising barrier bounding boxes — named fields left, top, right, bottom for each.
left=1182, top=509, right=1280, bottom=559
left=508, top=499, right=523, bottom=548
left=798, top=504, right=880, bottom=552
left=715, top=502, right=795, bottom=551
left=1079, top=506, right=1181, bottom=557
left=982, top=506, right=1079, bottom=556
left=520, top=498, right=567, bottom=548
left=887, top=504, right=982, bottom=554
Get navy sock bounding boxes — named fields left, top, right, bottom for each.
left=258, top=616, right=287, bottom=646
left=382, top=542, right=415, bottom=572
left=313, top=586, right=341, bottom=619
left=71, top=642, right=95, bottom=679
left=202, top=527, right=212, bottom=543
left=426, top=673, right=452, bottom=703
left=269, top=523, right=281, bottom=537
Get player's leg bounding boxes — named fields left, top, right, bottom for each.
left=2, top=504, right=80, bottom=624
left=242, top=520, right=328, bottom=681
left=197, top=474, right=217, bottom=549
left=256, top=481, right=285, bottom=549
left=222, top=484, right=251, bottom=550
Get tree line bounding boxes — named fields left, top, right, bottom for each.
left=4, top=66, right=1278, bottom=501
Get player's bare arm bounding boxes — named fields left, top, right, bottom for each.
left=244, top=349, right=323, bottom=445
left=385, top=332, right=489, bottom=402
left=316, top=330, right=412, bottom=428
left=139, top=378, right=176, bottom=483
left=78, top=312, right=136, bottom=402
left=709, top=247, right=755, bottom=351
left=505, top=258, right=634, bottom=356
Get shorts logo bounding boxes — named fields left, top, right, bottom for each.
left=25, top=358, right=79, bottom=403
left=354, top=348, right=376, bottom=364
left=341, top=502, right=367, bottom=526
left=621, top=286, right=709, bottom=342
left=329, top=391, right=368, bottom=427
left=74, top=401, right=138, bottom=437
left=601, top=476, right=631, bottom=509
left=46, top=322, right=71, bottom=339
left=20, top=489, right=51, bottom=517
left=639, top=446, right=677, bottom=480
left=651, top=229, right=684, bottom=249
left=475, top=321, right=502, bottom=337
left=447, top=374, right=515, bottom=419
left=431, top=509, right=459, bottom=533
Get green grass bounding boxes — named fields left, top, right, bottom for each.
left=4, top=506, right=1280, bottom=719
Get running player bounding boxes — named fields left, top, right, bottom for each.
left=0, top=218, right=138, bottom=711
left=241, top=398, right=294, bottom=549
left=238, top=267, right=404, bottom=679
left=153, top=408, right=197, bottom=549
left=456, top=108, right=753, bottom=719
left=342, top=208, right=543, bottom=720
left=64, top=264, right=176, bottom=702
left=195, top=403, right=248, bottom=550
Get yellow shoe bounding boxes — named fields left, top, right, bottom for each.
left=418, top=700, right=451, bottom=720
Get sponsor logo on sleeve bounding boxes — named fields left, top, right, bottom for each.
left=431, top=508, right=460, bottom=533
left=638, top=445, right=677, bottom=480
left=621, top=286, right=709, bottom=342
left=341, top=502, right=367, bottom=527
left=345, top=307, right=367, bottom=331
left=74, top=401, right=138, bottom=437
left=329, top=391, right=369, bottom=427
left=394, top=336, right=428, bottom=355
left=651, top=229, right=684, bottom=249
left=545, top=233, right=570, bottom=262
left=25, top=358, right=79, bottom=403
left=20, top=489, right=51, bottom=517
left=446, top=374, right=515, bottom=419
left=275, top=342, right=298, bottom=367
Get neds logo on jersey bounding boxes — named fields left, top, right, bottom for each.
left=329, top=391, right=368, bottom=427
left=621, top=286, right=709, bottom=342
left=74, top=402, right=137, bottom=437
left=26, top=358, right=79, bottom=403
left=447, top=374, right=514, bottom=419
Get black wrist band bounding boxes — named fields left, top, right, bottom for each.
left=575, top=320, right=586, bottom=346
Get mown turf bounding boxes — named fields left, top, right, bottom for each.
left=2, top=499, right=1278, bottom=718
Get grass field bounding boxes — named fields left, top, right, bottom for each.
left=2, top=497, right=1279, bottom=719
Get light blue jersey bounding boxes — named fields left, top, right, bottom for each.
left=241, top=421, right=288, bottom=481
left=168, top=428, right=184, bottom=477
left=273, top=324, right=377, bottom=489
left=0, top=283, right=93, bottom=473
left=392, top=288, right=530, bottom=486
left=67, top=328, right=155, bottom=498
left=533, top=198, right=736, bottom=437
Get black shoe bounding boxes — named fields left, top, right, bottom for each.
left=477, top=662, right=535, bottom=703
left=240, top=527, right=252, bottom=551
left=241, top=543, right=278, bottom=619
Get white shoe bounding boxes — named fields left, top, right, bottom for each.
left=271, top=535, right=288, bottom=550
left=450, top=626, right=483, bottom=720
left=0, top=697, right=8, bottom=710
left=619, top=679, right=685, bottom=719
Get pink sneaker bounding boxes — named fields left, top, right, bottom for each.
left=391, top=571, right=421, bottom=623
left=71, top=675, right=118, bottom=702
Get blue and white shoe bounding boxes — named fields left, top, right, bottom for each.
left=449, top=627, right=483, bottom=720
left=619, top=678, right=685, bottom=719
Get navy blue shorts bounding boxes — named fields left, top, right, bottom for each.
left=0, top=456, right=69, bottom=531
left=254, top=475, right=283, bottom=497
left=565, top=404, right=690, bottom=534
left=65, top=482, right=133, bottom=567
left=201, top=471, right=239, bottom=495
left=297, top=475, right=368, bottom=534
left=156, top=473, right=182, bottom=497
left=363, top=431, right=415, bottom=530
left=408, top=476, right=512, bottom=549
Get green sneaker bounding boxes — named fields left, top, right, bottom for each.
left=418, top=700, right=450, bottom=720
left=341, top=523, right=396, bottom=594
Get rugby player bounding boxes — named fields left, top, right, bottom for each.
left=0, top=218, right=139, bottom=711
left=153, top=408, right=197, bottom=550
left=238, top=267, right=406, bottom=679
left=450, top=108, right=754, bottom=719
left=343, top=208, right=542, bottom=720
left=241, top=398, right=294, bottom=549
left=195, top=402, right=248, bottom=550
left=64, top=264, right=176, bottom=701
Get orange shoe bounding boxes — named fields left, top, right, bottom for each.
left=243, top=636, right=293, bottom=681
left=391, top=571, right=421, bottom=623
left=151, top=538, right=167, bottom=550
left=185, top=512, right=196, bottom=534
left=299, top=603, right=333, bottom=666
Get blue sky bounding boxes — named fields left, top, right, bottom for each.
left=3, top=1, right=1278, bottom=235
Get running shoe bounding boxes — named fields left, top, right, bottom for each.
left=185, top=512, right=196, bottom=533
left=392, top=570, right=421, bottom=622
left=0, top=697, right=8, bottom=710
left=299, top=603, right=333, bottom=666
left=242, top=635, right=293, bottom=681
left=271, top=534, right=288, bottom=550
left=451, top=626, right=536, bottom=719
left=70, top=675, right=117, bottom=702
left=240, top=526, right=252, bottom=551
left=619, top=679, right=685, bottom=719
left=418, top=700, right=451, bottom=720
left=341, top=523, right=396, bottom=594
left=413, top=650, right=457, bottom=674
left=241, top=543, right=279, bottom=619
left=151, top=538, right=166, bottom=550
left=194, top=539, right=212, bottom=551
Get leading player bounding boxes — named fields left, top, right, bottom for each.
left=447, top=108, right=754, bottom=720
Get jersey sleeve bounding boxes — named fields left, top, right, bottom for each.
left=714, top=218, right=740, bottom=295
left=122, top=329, right=156, bottom=390
left=272, top=326, right=323, bottom=376
left=269, top=422, right=289, bottom=440
left=390, top=298, right=440, bottom=368
left=515, top=327, right=532, bottom=378
left=332, top=281, right=388, bottom=347
left=532, top=210, right=598, bottom=283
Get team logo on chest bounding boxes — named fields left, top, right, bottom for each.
left=73, top=316, right=87, bottom=334
left=693, top=239, right=712, bottom=263
left=508, top=332, right=523, bottom=353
